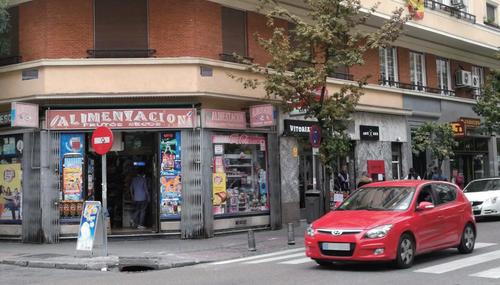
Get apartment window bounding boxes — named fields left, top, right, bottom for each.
left=409, top=52, right=426, bottom=91
left=436, top=58, right=451, bottom=95
left=472, top=66, right=485, bottom=97
left=92, top=0, right=149, bottom=58
left=391, top=142, right=402, bottom=180
left=221, top=7, right=247, bottom=62
left=379, top=47, right=398, bottom=86
left=486, top=3, right=497, bottom=23
left=0, top=6, right=20, bottom=66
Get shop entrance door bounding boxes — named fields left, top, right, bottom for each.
left=93, top=132, right=158, bottom=233
left=453, top=154, right=488, bottom=185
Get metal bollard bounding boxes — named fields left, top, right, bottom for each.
left=287, top=223, right=295, bottom=245
left=248, top=229, right=256, bottom=251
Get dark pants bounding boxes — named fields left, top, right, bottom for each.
left=133, top=200, right=148, bottom=227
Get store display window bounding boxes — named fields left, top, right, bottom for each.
left=212, top=134, right=269, bottom=216
left=159, top=132, right=182, bottom=219
left=0, top=134, right=23, bottom=222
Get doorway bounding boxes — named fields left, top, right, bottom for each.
left=91, top=132, right=158, bottom=233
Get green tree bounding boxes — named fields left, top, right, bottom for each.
left=412, top=122, right=457, bottom=171
left=234, top=0, right=411, bottom=167
left=0, top=0, right=10, bottom=56
left=473, top=69, right=500, bottom=134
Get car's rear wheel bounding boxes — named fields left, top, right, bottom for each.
left=314, top=260, right=332, bottom=266
left=458, top=223, right=475, bottom=254
left=395, top=233, right=415, bottom=269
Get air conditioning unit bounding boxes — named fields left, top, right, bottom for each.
left=451, top=0, right=465, bottom=9
left=455, top=70, right=472, bottom=87
left=471, top=75, right=480, bottom=88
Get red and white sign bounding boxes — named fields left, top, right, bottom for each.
left=250, top=104, right=275, bottom=128
left=91, top=127, right=114, bottom=155
left=11, top=102, right=39, bottom=128
left=212, top=134, right=266, bottom=149
left=203, top=109, right=246, bottom=130
left=46, top=108, right=196, bottom=130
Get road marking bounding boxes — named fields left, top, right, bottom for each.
left=279, top=257, right=313, bottom=265
left=414, top=250, right=500, bottom=274
left=245, top=252, right=305, bottom=264
left=211, top=248, right=304, bottom=265
left=474, top=242, right=497, bottom=249
left=470, top=266, right=500, bottom=279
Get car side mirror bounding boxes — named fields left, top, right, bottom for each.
left=417, top=201, right=435, bottom=211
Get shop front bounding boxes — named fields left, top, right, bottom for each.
left=203, top=107, right=277, bottom=232
left=44, top=108, right=196, bottom=237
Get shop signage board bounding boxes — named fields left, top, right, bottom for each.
left=203, top=109, right=246, bottom=130
left=283, top=120, right=317, bottom=137
left=212, top=134, right=266, bottom=148
left=309, top=125, right=321, bottom=148
left=46, top=108, right=196, bottom=130
left=459, top=117, right=481, bottom=129
left=360, top=125, right=380, bottom=141
left=76, top=201, right=107, bottom=256
left=250, top=104, right=275, bottom=128
left=0, top=112, right=11, bottom=126
left=10, top=102, right=39, bottom=128
left=91, top=127, right=114, bottom=155
left=451, top=121, right=466, bottom=138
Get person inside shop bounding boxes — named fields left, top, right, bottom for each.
left=451, top=169, right=465, bottom=190
left=357, top=172, right=373, bottom=188
left=130, top=169, right=150, bottom=229
left=404, top=168, right=421, bottom=180
left=338, top=164, right=350, bottom=194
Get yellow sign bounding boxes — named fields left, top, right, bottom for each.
left=292, top=146, right=298, bottom=158
left=212, top=173, right=227, bottom=206
left=451, top=121, right=465, bottom=138
left=459, top=117, right=481, bottom=128
left=0, top=163, right=22, bottom=220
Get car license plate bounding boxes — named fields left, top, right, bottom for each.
left=472, top=206, right=479, bottom=210
left=322, top=242, right=350, bottom=251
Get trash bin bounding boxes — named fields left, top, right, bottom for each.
left=305, top=190, right=321, bottom=223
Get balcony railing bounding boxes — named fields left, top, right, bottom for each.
left=87, top=49, right=156, bottom=58
left=329, top=72, right=354, bottom=81
left=0, top=56, right=22, bottom=67
left=219, top=53, right=254, bottom=64
left=424, top=0, right=476, bottom=24
left=379, top=78, right=456, bottom=96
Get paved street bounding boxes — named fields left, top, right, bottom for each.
left=1, top=218, right=500, bottom=285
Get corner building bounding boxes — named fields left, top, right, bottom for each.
left=0, top=0, right=498, bottom=241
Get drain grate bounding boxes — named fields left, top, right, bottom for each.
left=120, top=265, right=156, bottom=272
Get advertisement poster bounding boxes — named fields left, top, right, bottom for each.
left=0, top=135, right=23, bottom=158
left=76, top=201, right=101, bottom=251
left=0, top=163, right=22, bottom=221
left=60, top=134, right=85, bottom=201
left=212, top=173, right=227, bottom=206
left=159, top=132, right=182, bottom=218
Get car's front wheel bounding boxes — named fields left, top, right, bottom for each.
left=395, top=233, right=415, bottom=269
left=458, top=223, right=475, bottom=254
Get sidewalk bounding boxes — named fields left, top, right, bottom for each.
left=0, top=224, right=307, bottom=271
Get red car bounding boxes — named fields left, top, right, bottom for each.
left=305, top=180, right=476, bottom=268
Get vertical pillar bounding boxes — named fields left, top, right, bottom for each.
left=279, top=137, right=300, bottom=224
left=489, top=134, right=499, bottom=177
left=268, top=132, right=281, bottom=230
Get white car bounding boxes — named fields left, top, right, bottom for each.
left=463, top=178, right=500, bottom=218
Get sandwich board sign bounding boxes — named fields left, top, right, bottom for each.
left=76, top=201, right=108, bottom=256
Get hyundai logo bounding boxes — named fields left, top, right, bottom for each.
left=331, top=230, right=342, bottom=236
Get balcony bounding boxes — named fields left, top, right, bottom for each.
left=0, top=56, right=22, bottom=67
left=329, top=72, right=354, bottom=81
left=379, top=78, right=456, bottom=97
left=87, top=49, right=156, bottom=58
left=219, top=53, right=254, bottom=64
left=424, top=0, right=476, bottom=24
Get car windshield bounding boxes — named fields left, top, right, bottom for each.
left=337, top=187, right=415, bottom=211
left=464, top=179, right=500, bottom=193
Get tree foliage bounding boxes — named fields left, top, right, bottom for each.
left=0, top=0, right=10, bottom=56
left=234, top=0, right=411, bottom=167
left=412, top=122, right=457, bottom=170
left=473, top=69, right=500, bottom=135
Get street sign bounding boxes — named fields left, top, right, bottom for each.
left=309, top=125, right=321, bottom=148
left=91, top=127, right=114, bottom=155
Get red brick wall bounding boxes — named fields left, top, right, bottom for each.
left=350, top=48, right=379, bottom=84
left=246, top=12, right=287, bottom=66
left=398, top=47, right=410, bottom=84
left=19, top=0, right=92, bottom=62
left=149, top=0, right=221, bottom=59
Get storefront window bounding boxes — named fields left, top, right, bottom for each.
left=0, top=134, right=23, bottom=222
left=159, top=132, right=182, bottom=219
left=59, top=133, right=85, bottom=219
left=212, top=134, right=268, bottom=216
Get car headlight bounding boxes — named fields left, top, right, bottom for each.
left=485, top=197, right=498, bottom=204
left=365, top=225, right=393, bottom=239
left=306, top=225, right=316, bottom=237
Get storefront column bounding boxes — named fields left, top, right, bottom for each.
left=279, top=137, right=300, bottom=224
left=201, top=129, right=214, bottom=238
left=489, top=134, right=499, bottom=177
left=268, top=133, right=281, bottom=230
